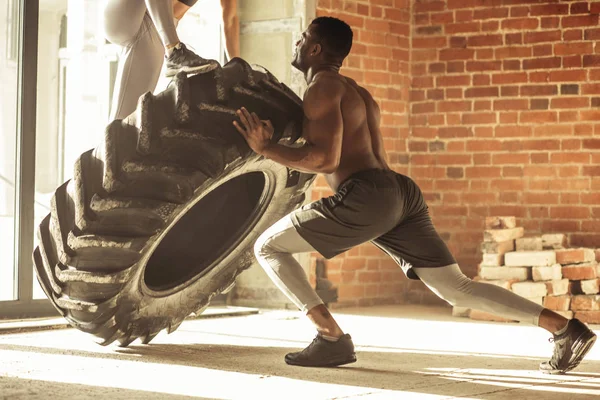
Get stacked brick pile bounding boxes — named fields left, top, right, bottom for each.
left=454, top=216, right=600, bottom=324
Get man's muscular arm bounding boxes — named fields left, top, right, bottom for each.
left=259, top=76, right=345, bottom=174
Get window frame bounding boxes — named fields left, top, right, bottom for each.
left=0, top=0, right=58, bottom=320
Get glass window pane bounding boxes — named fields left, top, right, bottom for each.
left=32, top=0, right=223, bottom=298
left=0, top=0, right=21, bottom=301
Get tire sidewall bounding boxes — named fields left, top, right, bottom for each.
left=117, top=156, right=313, bottom=335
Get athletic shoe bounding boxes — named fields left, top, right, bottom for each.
left=285, top=333, right=357, bottom=367
left=165, top=43, right=217, bottom=77
left=539, top=318, right=597, bottom=374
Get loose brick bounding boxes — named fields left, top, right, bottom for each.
left=556, top=311, right=574, bottom=319
left=533, top=264, right=563, bottom=282
left=481, top=240, right=515, bottom=254
left=571, top=295, right=600, bottom=310
left=479, top=266, right=530, bottom=281
left=516, top=237, right=543, bottom=251
left=545, top=279, right=570, bottom=296
left=505, top=251, right=557, bottom=267
left=452, top=306, right=470, bottom=317
left=556, top=248, right=596, bottom=265
left=526, top=297, right=544, bottom=306
left=469, top=309, right=517, bottom=323
left=580, top=278, right=600, bottom=294
left=573, top=311, right=600, bottom=324
left=543, top=295, right=572, bottom=311
left=512, top=281, right=548, bottom=298
left=485, top=216, right=516, bottom=229
left=483, top=227, right=524, bottom=243
left=542, top=234, right=568, bottom=249
left=481, top=253, right=505, bottom=267
left=562, top=263, right=598, bottom=280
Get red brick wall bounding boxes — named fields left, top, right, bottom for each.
left=411, top=0, right=600, bottom=278
left=311, top=0, right=600, bottom=308
left=312, top=0, right=414, bottom=307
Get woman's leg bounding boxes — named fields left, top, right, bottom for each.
left=104, top=0, right=164, bottom=120
left=103, top=0, right=148, bottom=47
left=221, top=0, right=240, bottom=59
left=145, top=0, right=179, bottom=48
left=173, top=0, right=198, bottom=21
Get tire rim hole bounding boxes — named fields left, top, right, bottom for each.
left=144, top=172, right=267, bottom=292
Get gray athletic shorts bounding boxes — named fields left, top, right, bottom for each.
left=290, top=168, right=456, bottom=280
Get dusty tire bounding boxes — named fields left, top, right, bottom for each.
left=33, top=58, right=314, bottom=346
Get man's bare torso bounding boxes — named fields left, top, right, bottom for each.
left=304, top=72, right=390, bottom=191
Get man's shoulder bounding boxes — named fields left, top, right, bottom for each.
left=311, top=72, right=346, bottom=87
left=306, top=73, right=346, bottom=98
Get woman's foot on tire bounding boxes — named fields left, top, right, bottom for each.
left=165, top=43, right=217, bottom=77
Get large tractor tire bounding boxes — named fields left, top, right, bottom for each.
left=33, top=59, right=314, bottom=347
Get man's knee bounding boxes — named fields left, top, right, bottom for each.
left=427, top=278, right=473, bottom=306
left=253, top=231, right=269, bottom=260
left=253, top=227, right=282, bottom=263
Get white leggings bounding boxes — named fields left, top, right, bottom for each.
left=254, top=215, right=545, bottom=326
left=103, top=0, right=180, bottom=120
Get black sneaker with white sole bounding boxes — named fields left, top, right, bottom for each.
left=285, top=333, right=357, bottom=367
left=165, top=43, right=217, bottom=77
left=539, top=318, right=597, bottom=374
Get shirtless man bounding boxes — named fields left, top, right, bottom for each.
left=233, top=17, right=596, bottom=372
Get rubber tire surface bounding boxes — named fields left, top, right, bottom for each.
left=33, top=58, right=314, bottom=346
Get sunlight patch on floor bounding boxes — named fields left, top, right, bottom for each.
left=420, top=367, right=600, bottom=396
left=0, top=349, right=454, bottom=400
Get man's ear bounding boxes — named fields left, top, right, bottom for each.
left=311, top=43, right=322, bottom=56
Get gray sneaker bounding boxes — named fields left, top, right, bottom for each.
left=165, top=43, right=217, bottom=77
left=539, top=318, right=597, bottom=374
left=285, top=333, right=357, bottom=367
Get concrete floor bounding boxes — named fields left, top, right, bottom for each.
left=0, top=305, right=599, bottom=400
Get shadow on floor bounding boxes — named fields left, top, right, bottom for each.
left=0, top=376, right=206, bottom=400
left=1, top=341, right=599, bottom=399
